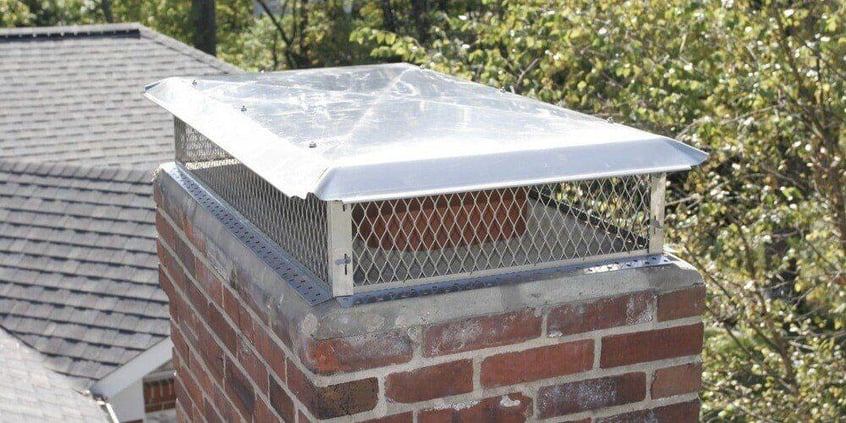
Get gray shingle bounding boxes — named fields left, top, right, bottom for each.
left=0, top=167, right=168, bottom=389
left=0, top=23, right=236, bottom=394
left=0, top=23, right=239, bottom=168
left=0, top=328, right=108, bottom=421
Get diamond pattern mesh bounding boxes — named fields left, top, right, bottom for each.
left=174, top=119, right=329, bottom=284
left=349, top=178, right=651, bottom=287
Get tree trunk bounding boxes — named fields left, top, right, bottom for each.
left=191, top=0, right=217, bottom=56
left=380, top=0, right=397, bottom=33
left=100, top=0, right=113, bottom=23
left=410, top=0, right=429, bottom=43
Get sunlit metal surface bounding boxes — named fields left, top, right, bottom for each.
left=146, top=63, right=707, bottom=202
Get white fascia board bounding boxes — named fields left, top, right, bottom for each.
left=90, top=337, right=173, bottom=399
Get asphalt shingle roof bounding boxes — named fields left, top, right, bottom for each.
left=0, top=160, right=166, bottom=388
left=0, top=23, right=236, bottom=392
left=0, top=23, right=240, bottom=167
left=0, top=327, right=108, bottom=421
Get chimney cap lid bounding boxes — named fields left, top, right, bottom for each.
left=145, top=63, right=706, bottom=202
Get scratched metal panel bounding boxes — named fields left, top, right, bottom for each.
left=145, top=63, right=707, bottom=202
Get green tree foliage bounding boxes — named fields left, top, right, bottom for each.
left=351, top=2, right=845, bottom=420
left=6, top=0, right=845, bottom=420
left=0, top=0, right=33, bottom=26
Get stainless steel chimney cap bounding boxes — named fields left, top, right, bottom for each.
left=145, top=63, right=707, bottom=202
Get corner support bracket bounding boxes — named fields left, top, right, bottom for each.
left=648, top=173, right=667, bottom=254
left=327, top=201, right=355, bottom=297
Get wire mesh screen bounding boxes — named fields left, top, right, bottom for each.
left=174, top=119, right=330, bottom=284
left=349, top=177, right=651, bottom=287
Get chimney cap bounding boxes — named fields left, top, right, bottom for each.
left=145, top=63, right=706, bottom=202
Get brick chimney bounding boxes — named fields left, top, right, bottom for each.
left=147, top=64, right=707, bottom=422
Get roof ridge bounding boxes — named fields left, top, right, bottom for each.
left=0, top=23, right=142, bottom=40
left=0, top=22, right=240, bottom=74
left=134, top=23, right=242, bottom=74
left=0, top=159, right=152, bottom=183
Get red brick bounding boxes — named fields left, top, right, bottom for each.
left=171, top=351, right=182, bottom=376
left=176, top=404, right=189, bottom=423
left=300, top=330, right=414, bottom=374
left=174, top=378, right=193, bottom=413
left=159, top=266, right=175, bottom=301
left=187, top=346, right=215, bottom=399
left=172, top=229, right=196, bottom=277
left=419, top=393, right=533, bottom=423
left=287, top=360, right=379, bottom=418
left=537, top=372, right=646, bottom=418
left=238, top=300, right=258, bottom=344
left=172, top=327, right=190, bottom=371
left=658, top=285, right=706, bottom=321
left=214, top=384, right=241, bottom=422
left=547, top=290, right=653, bottom=336
left=652, top=362, right=702, bottom=398
left=197, top=323, right=225, bottom=383
left=180, top=368, right=203, bottom=412
left=178, top=317, right=199, bottom=354
left=168, top=304, right=180, bottom=334
left=176, top=402, right=190, bottom=423
left=253, top=397, right=280, bottom=423
left=194, top=258, right=224, bottom=306
left=225, top=357, right=256, bottom=419
left=423, top=309, right=541, bottom=357
left=238, top=343, right=269, bottom=396
left=144, top=379, right=177, bottom=412
left=191, top=404, right=202, bottom=423
left=243, top=290, right=269, bottom=327
left=385, top=360, right=473, bottom=403
left=255, top=326, right=286, bottom=384
left=269, top=376, right=296, bottom=422
left=205, top=398, right=225, bottom=423
left=158, top=241, right=187, bottom=293
left=361, top=412, right=413, bottom=423
left=596, top=399, right=700, bottom=422
left=480, top=339, right=593, bottom=388
left=601, top=323, right=703, bottom=368
left=155, top=212, right=176, bottom=252
left=209, top=303, right=237, bottom=354
left=223, top=286, right=242, bottom=325
left=182, top=274, right=209, bottom=320
left=298, top=410, right=313, bottom=423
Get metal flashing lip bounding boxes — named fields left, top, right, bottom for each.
left=145, top=63, right=707, bottom=202
left=163, top=163, right=333, bottom=306
left=336, top=254, right=676, bottom=307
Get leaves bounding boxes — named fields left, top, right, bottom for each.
left=346, top=1, right=846, bottom=420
